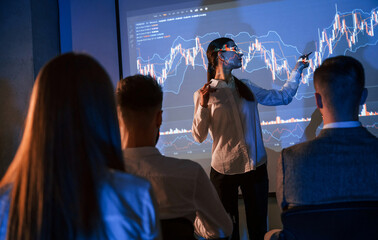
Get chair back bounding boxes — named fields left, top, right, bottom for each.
left=160, top=217, right=195, bottom=240
left=280, top=201, right=378, bottom=240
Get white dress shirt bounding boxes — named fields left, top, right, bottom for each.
left=192, top=69, right=302, bottom=174
left=122, top=147, right=233, bottom=239
left=323, top=121, right=362, bottom=129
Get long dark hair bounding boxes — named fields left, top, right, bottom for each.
left=206, top=37, right=254, bottom=101
left=0, top=53, right=125, bottom=239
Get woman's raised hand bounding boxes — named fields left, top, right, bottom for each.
left=200, top=82, right=216, bottom=108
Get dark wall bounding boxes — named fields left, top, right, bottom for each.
left=0, top=0, right=60, bottom=178
left=60, top=0, right=214, bottom=85
left=0, top=0, right=235, bottom=177
left=59, top=0, right=120, bottom=85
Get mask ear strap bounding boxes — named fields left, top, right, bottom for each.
left=218, top=51, right=225, bottom=62
left=218, top=52, right=230, bottom=66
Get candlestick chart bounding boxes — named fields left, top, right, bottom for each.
left=124, top=1, right=378, bottom=158
left=136, top=6, right=377, bottom=94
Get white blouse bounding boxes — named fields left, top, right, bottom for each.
left=192, top=69, right=302, bottom=175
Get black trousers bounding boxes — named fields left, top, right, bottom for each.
left=210, top=164, right=268, bottom=240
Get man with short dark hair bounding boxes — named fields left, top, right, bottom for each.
left=116, top=74, right=232, bottom=239
left=276, top=56, right=378, bottom=211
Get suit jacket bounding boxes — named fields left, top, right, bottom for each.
left=276, top=127, right=378, bottom=211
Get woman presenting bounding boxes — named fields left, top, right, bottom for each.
left=192, top=37, right=309, bottom=240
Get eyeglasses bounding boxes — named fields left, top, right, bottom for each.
left=215, top=45, right=242, bottom=54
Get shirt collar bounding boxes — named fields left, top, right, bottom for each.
left=122, top=146, right=161, bottom=158
left=323, top=121, right=362, bottom=129
left=209, top=77, right=235, bottom=89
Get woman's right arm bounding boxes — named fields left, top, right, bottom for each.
left=192, top=90, right=211, bottom=143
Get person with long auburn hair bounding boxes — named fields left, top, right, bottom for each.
left=192, top=37, right=309, bottom=240
left=0, top=53, right=160, bottom=240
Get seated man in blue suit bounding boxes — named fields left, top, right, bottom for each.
left=276, top=55, right=378, bottom=211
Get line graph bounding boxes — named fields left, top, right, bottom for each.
left=136, top=6, right=378, bottom=96
left=156, top=133, right=213, bottom=155
left=125, top=1, right=378, bottom=158
left=159, top=104, right=377, bottom=136
left=365, top=122, right=378, bottom=129
left=262, top=123, right=306, bottom=143
left=156, top=103, right=378, bottom=154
